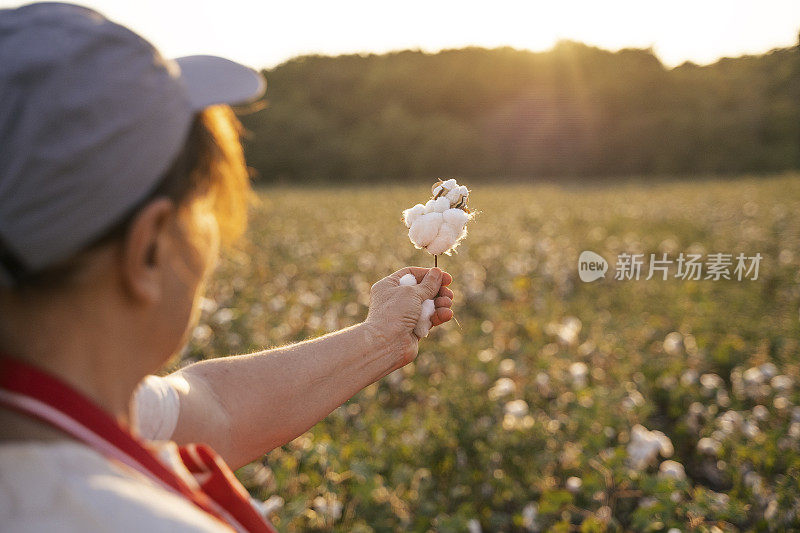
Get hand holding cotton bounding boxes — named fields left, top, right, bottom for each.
left=402, top=179, right=472, bottom=256
left=398, top=273, right=436, bottom=338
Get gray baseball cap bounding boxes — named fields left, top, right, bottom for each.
left=0, top=2, right=266, bottom=286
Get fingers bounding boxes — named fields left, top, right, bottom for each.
left=430, top=307, right=453, bottom=326
left=387, top=266, right=452, bottom=287
left=387, top=266, right=427, bottom=283
left=434, top=296, right=452, bottom=308
left=431, top=296, right=453, bottom=327
left=417, top=268, right=443, bottom=299
left=383, top=265, right=456, bottom=331
left=387, top=266, right=431, bottom=285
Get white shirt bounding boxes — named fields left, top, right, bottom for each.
left=0, top=375, right=230, bottom=532
left=130, top=374, right=181, bottom=442
left=0, top=440, right=232, bottom=532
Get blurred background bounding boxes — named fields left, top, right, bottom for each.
left=1, top=0, right=797, bottom=184
left=4, top=1, right=800, bottom=531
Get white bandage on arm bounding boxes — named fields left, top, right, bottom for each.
left=399, top=273, right=435, bottom=338
left=131, top=374, right=180, bottom=442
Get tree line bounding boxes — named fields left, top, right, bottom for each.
left=240, top=37, right=800, bottom=183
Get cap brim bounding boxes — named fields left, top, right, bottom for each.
left=174, top=55, right=266, bottom=110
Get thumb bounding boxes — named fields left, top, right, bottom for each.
left=417, top=267, right=443, bottom=299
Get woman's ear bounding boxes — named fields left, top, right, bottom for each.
left=120, top=198, right=176, bottom=304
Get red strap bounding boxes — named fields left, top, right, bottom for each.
left=180, top=444, right=275, bottom=533
left=0, top=357, right=276, bottom=533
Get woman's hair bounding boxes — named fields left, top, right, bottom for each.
left=12, top=105, right=251, bottom=291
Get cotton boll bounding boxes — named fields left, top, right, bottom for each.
left=425, top=215, right=469, bottom=256
left=443, top=208, right=469, bottom=232
left=426, top=223, right=460, bottom=256
left=312, top=495, right=342, bottom=521
left=416, top=299, right=435, bottom=337
left=658, top=460, right=686, bottom=481
left=627, top=424, right=674, bottom=469
left=445, top=187, right=462, bottom=204
left=399, top=273, right=417, bottom=286
left=440, top=182, right=469, bottom=208
left=398, top=273, right=435, bottom=338
left=403, top=178, right=472, bottom=256
left=433, top=196, right=450, bottom=213
left=409, top=212, right=443, bottom=248
left=403, top=204, right=426, bottom=228
left=565, top=476, right=582, bottom=493
left=489, top=377, right=516, bottom=399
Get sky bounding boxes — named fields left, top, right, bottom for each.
left=2, top=0, right=799, bottom=70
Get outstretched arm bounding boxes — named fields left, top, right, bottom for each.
left=164, top=267, right=454, bottom=470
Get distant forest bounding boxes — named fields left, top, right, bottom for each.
left=240, top=38, right=800, bottom=183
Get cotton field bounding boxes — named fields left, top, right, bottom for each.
left=178, top=175, right=800, bottom=532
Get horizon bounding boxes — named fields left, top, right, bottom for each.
left=0, top=0, right=798, bottom=70
left=262, top=38, right=795, bottom=72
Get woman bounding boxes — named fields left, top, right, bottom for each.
left=0, top=3, right=455, bottom=531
